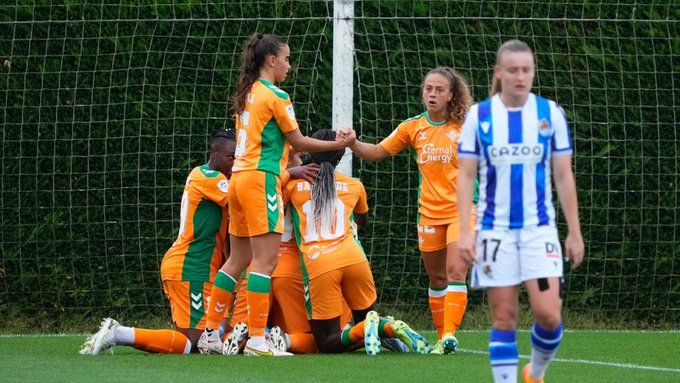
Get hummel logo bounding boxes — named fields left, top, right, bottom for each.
left=192, top=301, right=202, bottom=310
left=418, top=132, right=427, bottom=141
left=267, top=193, right=277, bottom=202
left=267, top=203, right=277, bottom=212
left=215, top=303, right=226, bottom=313
left=480, top=121, right=490, bottom=133
left=191, top=292, right=202, bottom=301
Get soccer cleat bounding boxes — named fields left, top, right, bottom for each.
left=522, top=363, right=544, bottom=383
left=430, top=332, right=458, bottom=355
left=243, top=338, right=293, bottom=357
left=392, top=320, right=430, bottom=354
left=79, top=317, right=118, bottom=356
left=363, top=310, right=381, bottom=356
left=268, top=326, right=289, bottom=353
left=380, top=337, right=409, bottom=353
left=222, top=322, right=249, bottom=355
left=197, top=329, right=223, bottom=355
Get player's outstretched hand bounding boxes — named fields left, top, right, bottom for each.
left=337, top=128, right=356, bottom=147
left=564, top=233, right=584, bottom=269
left=287, top=163, right=320, bottom=184
left=457, top=233, right=476, bottom=265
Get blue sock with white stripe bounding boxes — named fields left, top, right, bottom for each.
left=489, top=328, right=518, bottom=383
left=529, top=322, right=563, bottom=380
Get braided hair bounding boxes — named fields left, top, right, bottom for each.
left=308, top=130, right=345, bottom=230
left=210, top=128, right=236, bottom=149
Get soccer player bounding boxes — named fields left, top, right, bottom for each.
left=456, top=40, right=585, bottom=383
left=349, top=67, right=475, bottom=353
left=80, top=130, right=237, bottom=355
left=284, top=129, right=429, bottom=355
left=197, top=33, right=354, bottom=356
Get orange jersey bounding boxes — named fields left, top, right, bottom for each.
left=380, top=112, right=473, bottom=225
left=284, top=172, right=369, bottom=279
left=161, top=165, right=229, bottom=282
left=232, top=78, right=299, bottom=176
left=272, top=208, right=302, bottom=279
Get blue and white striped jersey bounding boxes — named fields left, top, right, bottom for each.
left=458, top=93, right=573, bottom=230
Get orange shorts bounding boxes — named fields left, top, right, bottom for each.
left=229, top=170, right=284, bottom=237
left=229, top=273, right=354, bottom=333
left=162, top=280, right=212, bottom=330
left=306, top=261, right=376, bottom=320
left=417, top=214, right=476, bottom=252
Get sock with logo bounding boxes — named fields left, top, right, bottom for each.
left=246, top=272, right=271, bottom=338
left=489, top=328, right=518, bottom=383
left=205, top=270, right=237, bottom=330
left=443, top=282, right=468, bottom=334
left=428, top=285, right=446, bottom=339
left=529, top=322, right=563, bottom=380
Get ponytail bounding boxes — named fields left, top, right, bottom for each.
left=308, top=130, right=345, bottom=230
left=490, top=39, right=533, bottom=97
left=423, top=67, right=472, bottom=124
left=232, top=33, right=286, bottom=115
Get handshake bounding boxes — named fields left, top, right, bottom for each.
left=335, top=128, right=357, bottom=147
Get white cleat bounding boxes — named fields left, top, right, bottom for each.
left=268, top=326, right=289, bottom=353
left=197, top=329, right=223, bottom=355
left=79, top=317, right=118, bottom=356
left=243, top=338, right=293, bottom=357
left=222, top=322, right=249, bottom=355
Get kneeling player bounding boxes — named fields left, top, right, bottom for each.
left=80, top=130, right=236, bottom=355
left=285, top=130, right=429, bottom=355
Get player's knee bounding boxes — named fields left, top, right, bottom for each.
left=446, top=266, right=467, bottom=282
left=533, top=311, right=561, bottom=330
left=491, top=306, right=518, bottom=329
left=426, top=270, right=447, bottom=287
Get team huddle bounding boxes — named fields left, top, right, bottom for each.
left=80, top=33, right=584, bottom=383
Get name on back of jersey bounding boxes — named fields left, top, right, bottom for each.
left=297, top=180, right=349, bottom=192
left=488, top=144, right=544, bottom=165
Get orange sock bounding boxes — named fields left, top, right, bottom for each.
left=229, top=279, right=249, bottom=328
left=133, top=328, right=190, bottom=354
left=288, top=333, right=318, bottom=354
left=379, top=319, right=395, bottom=338
left=443, top=282, right=468, bottom=334
left=340, top=321, right=365, bottom=346
left=246, top=272, right=271, bottom=337
left=206, top=271, right=237, bottom=330
left=429, top=286, right=446, bottom=338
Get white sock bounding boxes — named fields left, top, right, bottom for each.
left=530, top=322, right=563, bottom=379
left=114, top=326, right=135, bottom=345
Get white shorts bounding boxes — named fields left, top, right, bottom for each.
left=470, top=226, right=563, bottom=289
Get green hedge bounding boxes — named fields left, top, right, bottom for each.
left=1, top=1, right=677, bottom=328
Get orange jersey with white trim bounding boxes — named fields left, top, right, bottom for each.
left=232, top=78, right=299, bottom=176
left=284, top=172, right=369, bottom=279
left=380, top=112, right=474, bottom=225
left=161, top=165, right=229, bottom=282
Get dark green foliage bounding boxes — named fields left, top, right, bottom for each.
left=1, top=1, right=677, bottom=327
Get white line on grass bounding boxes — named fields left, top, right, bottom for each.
left=459, top=348, right=680, bottom=374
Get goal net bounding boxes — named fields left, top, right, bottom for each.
left=1, top=1, right=677, bottom=327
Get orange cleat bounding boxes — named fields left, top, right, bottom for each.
left=522, top=364, right=544, bottom=383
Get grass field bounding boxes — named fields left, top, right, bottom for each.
left=2, top=330, right=679, bottom=382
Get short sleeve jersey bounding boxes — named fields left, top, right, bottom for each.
left=160, top=165, right=229, bottom=282
left=380, top=112, right=469, bottom=225
left=458, top=93, right=573, bottom=230
left=284, top=172, right=369, bottom=279
left=232, top=78, right=299, bottom=176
